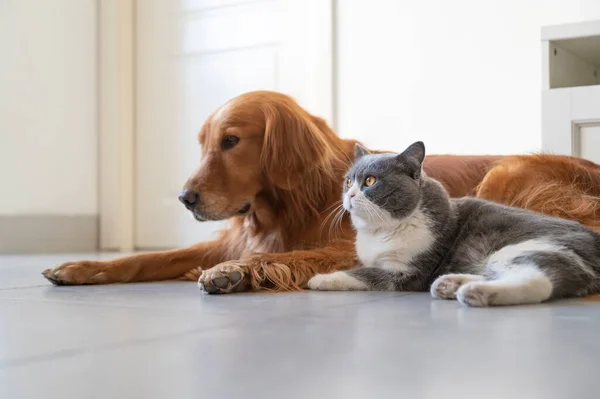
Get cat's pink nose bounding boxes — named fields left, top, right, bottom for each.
left=348, top=193, right=355, bottom=199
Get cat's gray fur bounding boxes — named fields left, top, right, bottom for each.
left=307, top=141, right=600, bottom=306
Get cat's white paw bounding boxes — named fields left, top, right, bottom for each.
left=431, top=275, right=462, bottom=299
left=456, top=282, right=497, bottom=307
left=307, top=271, right=367, bottom=291
left=431, top=274, right=484, bottom=300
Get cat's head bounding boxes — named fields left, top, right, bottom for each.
left=343, top=141, right=426, bottom=230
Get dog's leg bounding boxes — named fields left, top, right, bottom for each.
left=198, top=241, right=358, bottom=294
left=42, top=239, right=231, bottom=285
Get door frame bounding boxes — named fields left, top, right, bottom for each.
left=98, top=0, right=336, bottom=251
left=98, top=0, right=135, bottom=251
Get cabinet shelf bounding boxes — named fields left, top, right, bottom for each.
left=542, top=20, right=600, bottom=89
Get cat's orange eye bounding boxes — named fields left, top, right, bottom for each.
left=364, top=176, right=376, bottom=187
left=346, top=178, right=352, bottom=188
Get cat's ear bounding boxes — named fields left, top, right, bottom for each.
left=401, top=141, right=426, bottom=164
left=354, top=143, right=371, bottom=159
left=397, top=141, right=425, bottom=179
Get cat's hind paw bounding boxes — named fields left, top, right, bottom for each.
left=307, top=271, right=367, bottom=291
left=431, top=275, right=462, bottom=299
left=431, top=274, right=484, bottom=300
left=456, top=282, right=497, bottom=307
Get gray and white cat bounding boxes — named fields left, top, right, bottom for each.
left=307, top=141, right=600, bottom=306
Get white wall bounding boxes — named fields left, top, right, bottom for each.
left=336, top=0, right=600, bottom=155
left=0, top=0, right=97, bottom=215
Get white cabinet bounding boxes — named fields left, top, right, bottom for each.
left=542, top=20, right=600, bottom=163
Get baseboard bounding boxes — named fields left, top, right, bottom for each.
left=0, top=215, right=98, bottom=254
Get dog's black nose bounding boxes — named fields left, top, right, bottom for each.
left=178, top=189, right=199, bottom=210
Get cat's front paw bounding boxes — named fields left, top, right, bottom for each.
left=307, top=271, right=367, bottom=291
left=456, top=282, right=497, bottom=307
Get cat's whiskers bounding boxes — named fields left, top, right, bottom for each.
left=329, top=206, right=347, bottom=240
left=322, top=199, right=347, bottom=240
left=358, top=198, right=388, bottom=227
left=369, top=202, right=388, bottom=226
left=378, top=197, right=402, bottom=229
left=353, top=198, right=373, bottom=220
left=322, top=200, right=343, bottom=213
left=362, top=201, right=387, bottom=230
left=365, top=203, right=383, bottom=226
left=320, top=201, right=344, bottom=238
left=319, top=201, right=343, bottom=227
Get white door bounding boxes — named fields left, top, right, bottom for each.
left=135, top=0, right=333, bottom=249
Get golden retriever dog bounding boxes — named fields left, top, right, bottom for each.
left=477, top=154, right=600, bottom=232
left=42, top=91, right=600, bottom=294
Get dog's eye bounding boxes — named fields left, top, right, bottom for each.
left=221, top=135, right=240, bottom=150
left=364, top=176, right=376, bottom=187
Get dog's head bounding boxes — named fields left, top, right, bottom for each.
left=179, top=91, right=335, bottom=221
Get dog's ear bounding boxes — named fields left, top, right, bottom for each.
left=261, top=103, right=331, bottom=190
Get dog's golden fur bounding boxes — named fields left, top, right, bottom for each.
left=476, top=154, right=600, bottom=232
left=42, top=91, right=600, bottom=293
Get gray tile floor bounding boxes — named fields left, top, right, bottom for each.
left=1, top=254, right=600, bottom=399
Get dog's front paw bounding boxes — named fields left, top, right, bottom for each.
left=198, top=261, right=251, bottom=294
left=307, top=271, right=367, bottom=291
left=42, top=261, right=120, bottom=285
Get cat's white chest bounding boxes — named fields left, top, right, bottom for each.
left=356, top=233, right=404, bottom=266
left=355, top=210, right=435, bottom=270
